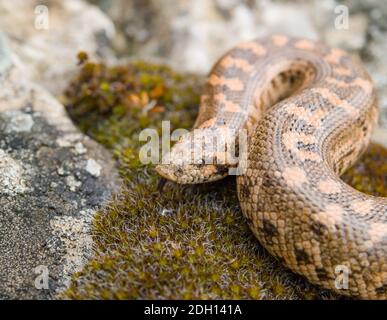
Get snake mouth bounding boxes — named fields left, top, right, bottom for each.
left=155, top=162, right=230, bottom=185
left=155, top=164, right=176, bottom=182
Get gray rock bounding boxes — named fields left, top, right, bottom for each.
left=0, top=34, right=120, bottom=299
left=372, top=127, right=387, bottom=148
left=0, top=0, right=116, bottom=95
left=95, top=0, right=264, bottom=73
left=0, top=111, right=34, bottom=133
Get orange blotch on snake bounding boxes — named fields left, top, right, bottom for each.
left=325, top=48, right=347, bottom=64
left=282, top=166, right=307, bottom=188
left=369, top=223, right=387, bottom=243
left=315, top=204, right=344, bottom=228
left=334, top=67, right=352, bottom=77
left=282, top=131, right=317, bottom=150
left=208, top=74, right=244, bottom=91
left=317, top=179, right=341, bottom=194
left=313, top=87, right=358, bottom=116
left=237, top=41, right=267, bottom=56
left=272, top=35, right=289, bottom=47
left=286, top=103, right=328, bottom=128
left=351, top=200, right=374, bottom=215
left=294, top=39, right=315, bottom=51
left=219, top=55, right=254, bottom=72
left=199, top=118, right=216, bottom=128
left=325, top=77, right=373, bottom=95
left=214, top=93, right=243, bottom=113
left=353, top=78, right=373, bottom=94
left=325, top=77, right=349, bottom=88
left=224, top=100, right=243, bottom=113
left=282, top=131, right=321, bottom=161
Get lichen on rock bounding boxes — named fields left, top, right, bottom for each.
left=0, top=148, right=28, bottom=195
left=0, top=35, right=119, bottom=299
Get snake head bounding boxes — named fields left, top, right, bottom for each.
left=155, top=128, right=234, bottom=184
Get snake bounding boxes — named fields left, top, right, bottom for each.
left=155, top=35, right=387, bottom=299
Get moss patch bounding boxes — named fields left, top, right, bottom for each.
left=342, top=144, right=387, bottom=197
left=62, top=58, right=386, bottom=300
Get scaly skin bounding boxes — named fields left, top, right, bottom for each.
left=156, top=35, right=387, bottom=299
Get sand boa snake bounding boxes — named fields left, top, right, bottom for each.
left=156, top=35, right=387, bottom=299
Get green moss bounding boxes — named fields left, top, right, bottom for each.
left=342, top=144, right=387, bottom=197
left=62, top=59, right=386, bottom=300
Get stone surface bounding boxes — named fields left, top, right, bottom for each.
left=0, top=34, right=119, bottom=299
left=372, top=127, right=387, bottom=148
left=0, top=0, right=116, bottom=95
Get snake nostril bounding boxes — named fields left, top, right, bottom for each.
left=175, top=167, right=183, bottom=176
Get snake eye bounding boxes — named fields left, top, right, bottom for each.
left=197, top=159, right=205, bottom=166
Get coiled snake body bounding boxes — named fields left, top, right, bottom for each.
left=156, top=35, right=387, bottom=299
